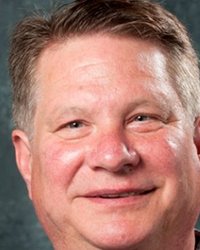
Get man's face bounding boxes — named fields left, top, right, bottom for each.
left=13, top=35, right=200, bottom=249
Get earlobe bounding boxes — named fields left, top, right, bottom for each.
left=194, top=117, right=200, bottom=155
left=12, top=129, right=33, bottom=199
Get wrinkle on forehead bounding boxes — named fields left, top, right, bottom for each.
left=36, top=34, right=169, bottom=86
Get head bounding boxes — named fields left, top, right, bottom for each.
left=9, top=0, right=200, bottom=249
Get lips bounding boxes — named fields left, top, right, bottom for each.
left=85, top=187, right=156, bottom=199
left=99, top=189, right=155, bottom=199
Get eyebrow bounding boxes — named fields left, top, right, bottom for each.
left=46, top=106, right=90, bottom=125
left=126, top=98, right=167, bottom=111
left=46, top=95, right=171, bottom=127
left=126, top=98, right=171, bottom=119
left=53, top=99, right=167, bottom=117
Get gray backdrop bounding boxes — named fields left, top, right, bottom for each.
left=0, top=0, right=200, bottom=249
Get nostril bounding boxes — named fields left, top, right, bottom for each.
left=123, top=164, right=134, bottom=174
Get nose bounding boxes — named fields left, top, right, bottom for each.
left=87, top=130, right=140, bottom=173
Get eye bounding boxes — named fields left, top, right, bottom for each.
left=128, top=114, right=156, bottom=123
left=126, top=113, right=165, bottom=133
left=66, top=120, right=84, bottom=129
left=134, top=115, right=151, bottom=122
left=56, top=119, right=92, bottom=140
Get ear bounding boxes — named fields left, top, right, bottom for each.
left=194, top=117, right=200, bottom=155
left=12, top=129, right=33, bottom=200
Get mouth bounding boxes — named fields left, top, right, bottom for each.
left=97, top=188, right=156, bottom=199
left=85, top=187, right=157, bottom=199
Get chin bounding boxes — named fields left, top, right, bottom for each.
left=78, top=220, right=153, bottom=250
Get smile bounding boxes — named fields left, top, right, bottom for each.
left=82, top=187, right=157, bottom=207
left=85, top=186, right=157, bottom=199
left=98, top=189, right=155, bottom=199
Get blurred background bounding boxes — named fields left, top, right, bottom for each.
left=0, top=0, right=200, bottom=249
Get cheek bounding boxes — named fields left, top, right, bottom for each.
left=133, top=130, right=196, bottom=210
left=136, top=130, right=189, bottom=177
left=37, top=139, right=85, bottom=186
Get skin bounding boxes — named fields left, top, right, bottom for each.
left=12, top=35, right=200, bottom=250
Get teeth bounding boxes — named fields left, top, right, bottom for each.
left=100, top=191, right=138, bottom=198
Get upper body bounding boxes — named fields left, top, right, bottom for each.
left=9, top=0, right=200, bottom=249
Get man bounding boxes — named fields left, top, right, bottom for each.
left=9, top=0, right=200, bottom=249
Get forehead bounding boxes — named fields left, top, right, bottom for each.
left=36, top=34, right=169, bottom=85
left=34, top=34, right=179, bottom=110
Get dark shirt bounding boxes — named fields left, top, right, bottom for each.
left=195, top=230, right=200, bottom=250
